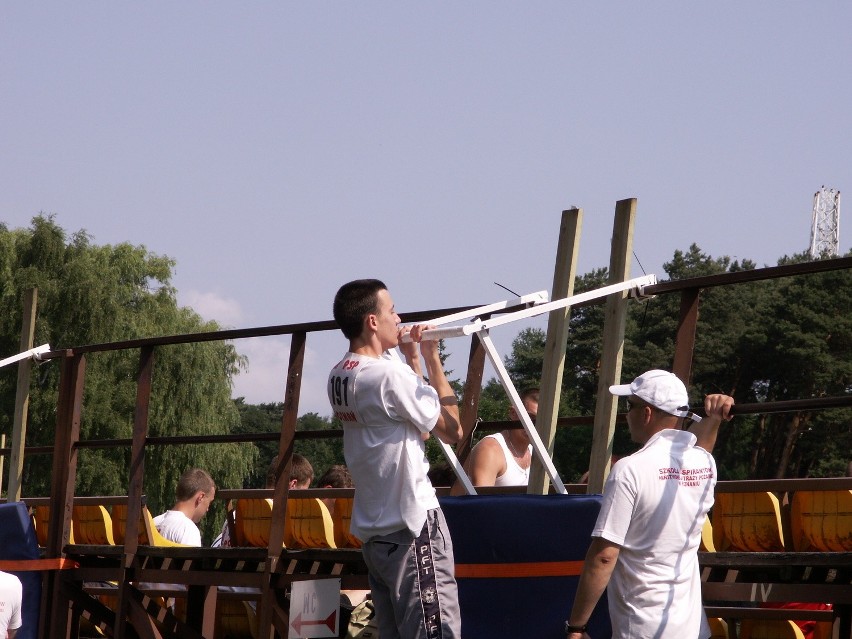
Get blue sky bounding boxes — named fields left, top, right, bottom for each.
left=2, top=3, right=850, bottom=416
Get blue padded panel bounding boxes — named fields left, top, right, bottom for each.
left=440, top=494, right=611, bottom=639
left=0, top=502, right=42, bottom=639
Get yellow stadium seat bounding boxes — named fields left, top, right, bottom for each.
left=214, top=599, right=257, bottom=639
left=790, top=489, right=852, bottom=551
left=712, top=492, right=786, bottom=552
left=111, top=504, right=189, bottom=547
left=740, top=619, right=806, bottom=639
left=707, top=616, right=728, bottom=639
left=699, top=514, right=715, bottom=552
left=33, top=505, right=74, bottom=546
left=233, top=498, right=293, bottom=548
left=72, top=504, right=115, bottom=545
left=332, top=497, right=361, bottom=549
left=289, top=498, right=336, bottom=549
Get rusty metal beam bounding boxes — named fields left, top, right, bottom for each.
left=671, top=288, right=700, bottom=384
left=115, top=346, right=155, bottom=639
left=42, top=351, right=86, bottom=639
left=456, top=334, right=486, bottom=464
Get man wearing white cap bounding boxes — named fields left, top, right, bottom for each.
left=564, top=370, right=734, bottom=639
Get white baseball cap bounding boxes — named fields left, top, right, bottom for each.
left=609, top=369, right=702, bottom=422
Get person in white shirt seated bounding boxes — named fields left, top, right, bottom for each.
left=154, top=468, right=216, bottom=546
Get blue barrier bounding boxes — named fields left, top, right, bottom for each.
left=440, top=494, right=611, bottom=639
left=0, top=502, right=42, bottom=639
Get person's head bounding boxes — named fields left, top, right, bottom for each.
left=317, top=464, right=353, bottom=512
left=318, top=465, right=353, bottom=489
left=265, top=454, right=315, bottom=489
left=333, top=279, right=400, bottom=348
left=610, top=370, right=698, bottom=444
left=508, top=387, right=539, bottom=422
left=508, top=387, right=539, bottom=444
left=175, top=468, right=216, bottom=524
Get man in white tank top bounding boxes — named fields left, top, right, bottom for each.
left=452, top=388, right=538, bottom=492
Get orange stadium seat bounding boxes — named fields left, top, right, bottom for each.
left=790, top=489, right=852, bottom=552
left=712, top=492, right=786, bottom=552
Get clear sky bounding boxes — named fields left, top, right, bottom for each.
left=2, top=3, right=850, bottom=416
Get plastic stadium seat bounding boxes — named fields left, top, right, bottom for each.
left=332, top=497, right=361, bottom=549
left=288, top=498, right=336, bottom=549
left=707, top=616, right=728, bottom=639
left=790, top=489, right=852, bottom=552
left=699, top=514, right=716, bottom=552
left=72, top=504, right=115, bottom=545
left=712, top=492, right=786, bottom=552
left=214, top=599, right=256, bottom=639
left=33, top=504, right=74, bottom=546
left=233, top=498, right=293, bottom=548
left=111, top=504, right=189, bottom=547
left=740, top=619, right=806, bottom=639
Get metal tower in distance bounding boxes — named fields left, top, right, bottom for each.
left=809, top=186, right=840, bottom=258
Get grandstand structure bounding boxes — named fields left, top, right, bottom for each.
left=0, top=199, right=850, bottom=639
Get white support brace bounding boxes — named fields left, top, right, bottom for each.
left=0, top=344, right=51, bottom=369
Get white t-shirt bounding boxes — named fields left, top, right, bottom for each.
left=153, top=510, right=202, bottom=546
left=0, top=570, right=23, bottom=636
left=594, top=429, right=716, bottom=639
left=483, top=433, right=531, bottom=486
left=328, top=350, right=441, bottom=540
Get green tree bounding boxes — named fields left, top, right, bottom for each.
left=0, top=216, right=254, bottom=543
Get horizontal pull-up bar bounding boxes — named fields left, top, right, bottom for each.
left=416, top=274, right=657, bottom=341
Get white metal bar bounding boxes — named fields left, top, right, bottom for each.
left=400, top=291, right=548, bottom=343
left=436, top=439, right=477, bottom=496
left=0, top=344, right=51, bottom=369
left=419, top=275, right=657, bottom=340
left=478, top=331, right=567, bottom=495
left=425, top=291, right=549, bottom=326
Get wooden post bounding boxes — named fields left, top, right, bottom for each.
left=586, top=199, right=636, bottom=494
left=258, top=331, right=305, bottom=639
left=8, top=287, right=38, bottom=501
left=528, top=208, right=582, bottom=494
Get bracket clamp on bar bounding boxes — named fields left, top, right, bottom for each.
left=0, top=344, right=51, bottom=369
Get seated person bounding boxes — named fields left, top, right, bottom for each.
left=154, top=468, right=216, bottom=546
left=212, top=453, right=313, bottom=548
left=452, top=387, right=538, bottom=493
left=316, top=464, right=353, bottom=516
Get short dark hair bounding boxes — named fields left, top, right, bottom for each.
left=265, top=454, right=314, bottom=488
left=333, top=279, right=387, bottom=340
left=175, top=468, right=215, bottom=502
left=318, top=464, right=353, bottom=489
left=520, top=387, right=540, bottom=404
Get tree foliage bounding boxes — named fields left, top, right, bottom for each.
left=0, top=216, right=254, bottom=542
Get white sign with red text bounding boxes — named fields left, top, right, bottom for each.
left=288, top=578, right=340, bottom=638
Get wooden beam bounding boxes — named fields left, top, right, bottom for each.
left=586, top=199, right=636, bottom=494
left=7, top=287, right=38, bottom=501
left=528, top=208, right=582, bottom=494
